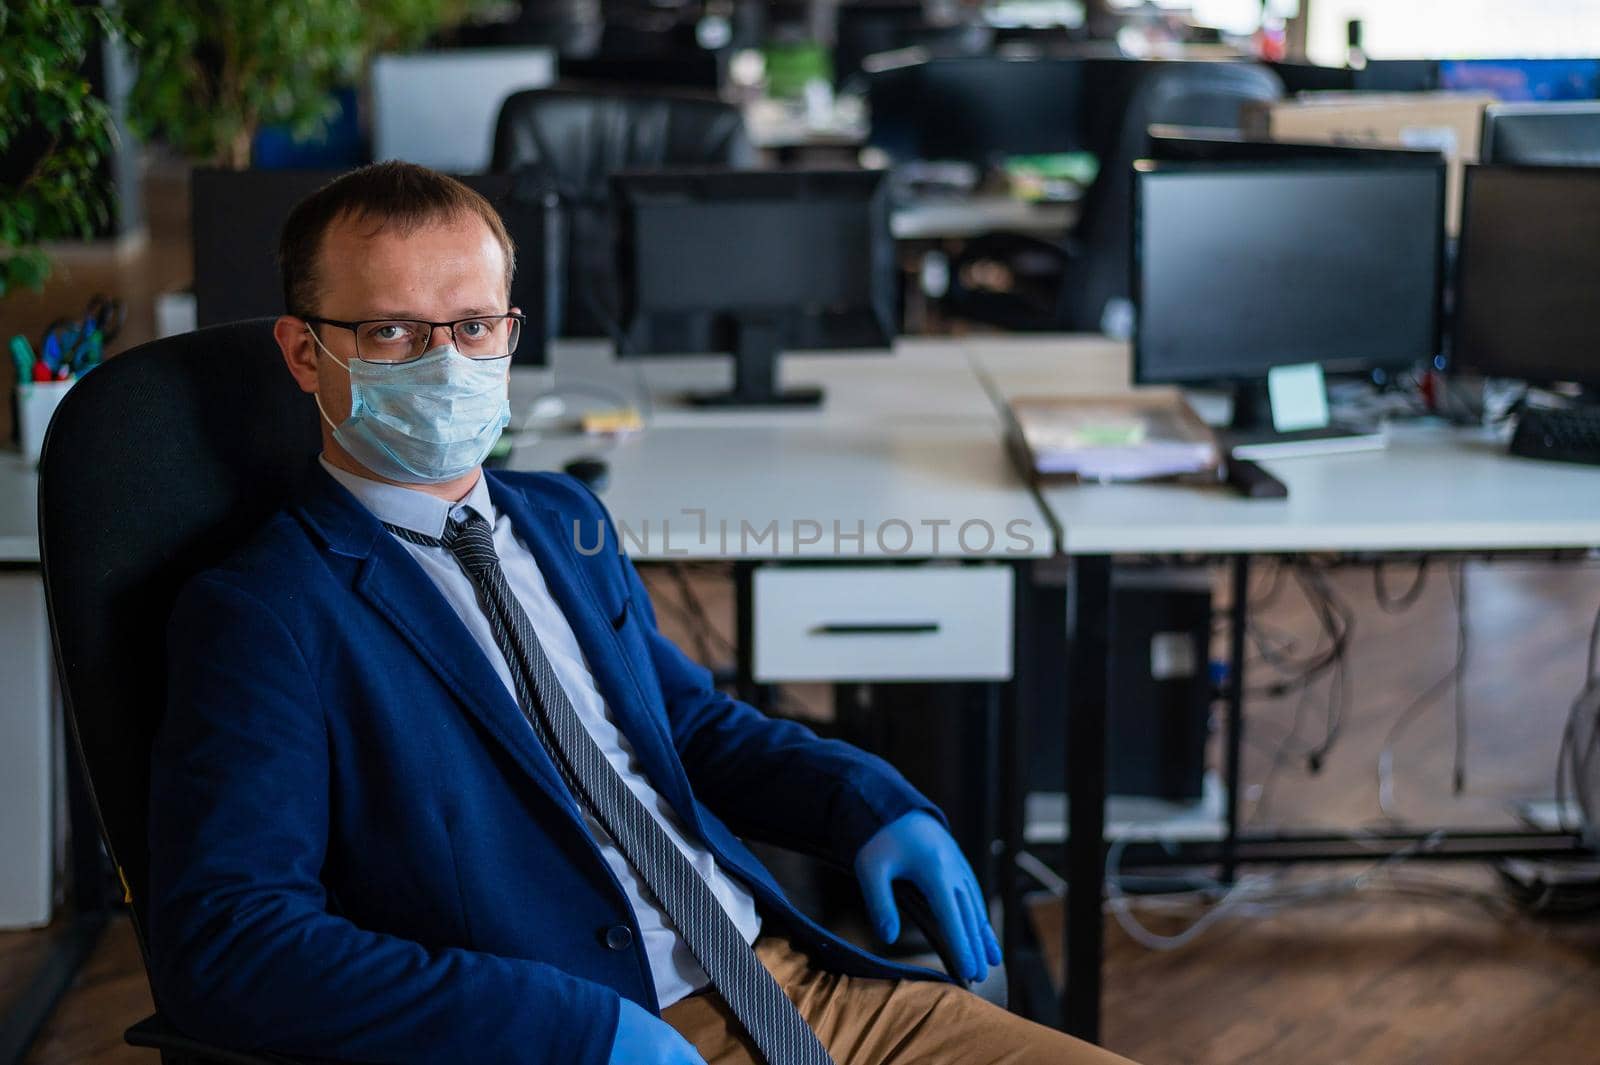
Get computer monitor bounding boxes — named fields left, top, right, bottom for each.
left=1351, top=59, right=1440, bottom=94
left=1439, top=58, right=1600, bottom=102
left=1452, top=165, right=1600, bottom=390
left=611, top=168, right=896, bottom=407
left=190, top=168, right=551, bottom=366
left=1268, top=61, right=1354, bottom=94
left=1148, top=126, right=1445, bottom=167
left=833, top=4, right=992, bottom=90
left=560, top=51, right=723, bottom=92
left=369, top=48, right=556, bottom=173
left=866, top=55, right=1084, bottom=165
left=1134, top=160, right=1446, bottom=439
left=1481, top=102, right=1600, bottom=166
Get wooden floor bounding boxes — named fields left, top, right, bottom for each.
left=5, top=166, right=1600, bottom=1064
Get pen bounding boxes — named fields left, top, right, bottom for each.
left=8, top=335, right=33, bottom=383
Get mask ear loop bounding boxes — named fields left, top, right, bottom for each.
left=306, top=324, right=352, bottom=432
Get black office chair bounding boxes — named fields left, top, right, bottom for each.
left=36, top=321, right=984, bottom=1060
left=490, top=85, right=758, bottom=338
left=943, top=60, right=1284, bottom=334
left=38, top=319, right=322, bottom=1064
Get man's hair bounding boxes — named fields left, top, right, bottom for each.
left=278, top=161, right=516, bottom=317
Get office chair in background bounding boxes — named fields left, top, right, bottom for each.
left=39, top=320, right=322, bottom=1064
left=942, top=61, right=1284, bottom=334
left=490, top=86, right=758, bottom=338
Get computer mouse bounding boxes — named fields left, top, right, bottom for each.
left=563, top=456, right=610, bottom=492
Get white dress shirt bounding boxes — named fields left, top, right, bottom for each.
left=320, top=458, right=761, bottom=1008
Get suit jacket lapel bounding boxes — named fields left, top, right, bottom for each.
left=294, top=468, right=581, bottom=815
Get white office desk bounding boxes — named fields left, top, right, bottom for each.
left=509, top=418, right=1053, bottom=561
left=891, top=196, right=1078, bottom=242
left=512, top=340, right=1052, bottom=687
left=1044, top=424, right=1600, bottom=555
left=0, top=458, right=38, bottom=562
left=967, top=332, right=1600, bottom=1042
left=0, top=457, right=53, bottom=929
left=967, top=335, right=1600, bottom=554
left=530, top=337, right=1004, bottom=428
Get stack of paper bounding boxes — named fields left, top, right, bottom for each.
left=1006, top=394, right=1221, bottom=483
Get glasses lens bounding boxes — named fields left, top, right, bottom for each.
left=454, top=316, right=520, bottom=359
left=356, top=321, right=430, bottom=363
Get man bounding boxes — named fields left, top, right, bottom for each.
left=147, top=162, right=1135, bottom=1065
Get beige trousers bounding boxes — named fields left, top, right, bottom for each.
left=661, top=936, right=1140, bottom=1065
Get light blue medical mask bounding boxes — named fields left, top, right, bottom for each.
left=310, top=332, right=511, bottom=485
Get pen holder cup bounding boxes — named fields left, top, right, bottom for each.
left=16, top=379, right=75, bottom=465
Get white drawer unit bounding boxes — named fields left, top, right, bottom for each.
left=752, top=565, right=1014, bottom=683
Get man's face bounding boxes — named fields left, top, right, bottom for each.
left=275, top=211, right=512, bottom=472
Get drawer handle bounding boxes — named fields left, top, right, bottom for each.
left=809, top=622, right=942, bottom=636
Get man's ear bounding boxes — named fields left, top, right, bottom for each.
left=275, top=315, right=320, bottom=395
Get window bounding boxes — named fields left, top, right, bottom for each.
left=1307, top=0, right=1600, bottom=66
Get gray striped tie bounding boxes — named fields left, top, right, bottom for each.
left=387, top=514, right=834, bottom=1065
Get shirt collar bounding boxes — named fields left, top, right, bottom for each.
left=318, top=456, right=495, bottom=540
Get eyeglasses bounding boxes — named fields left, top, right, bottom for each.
left=303, top=313, right=524, bottom=364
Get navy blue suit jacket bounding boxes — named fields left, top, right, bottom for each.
left=147, top=465, right=946, bottom=1065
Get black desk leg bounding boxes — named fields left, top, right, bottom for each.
left=1221, top=556, right=1250, bottom=884
left=1063, top=555, right=1112, bottom=1043
left=1000, top=569, right=1024, bottom=970
left=733, top=562, right=770, bottom=711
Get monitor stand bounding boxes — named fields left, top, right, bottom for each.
left=1218, top=380, right=1386, bottom=460
left=685, top=317, right=824, bottom=408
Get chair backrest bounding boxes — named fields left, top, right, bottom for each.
left=490, top=85, right=757, bottom=337
left=1058, top=60, right=1284, bottom=332
left=38, top=319, right=322, bottom=954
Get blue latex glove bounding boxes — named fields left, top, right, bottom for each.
left=608, top=998, right=708, bottom=1065
left=854, top=811, right=1003, bottom=984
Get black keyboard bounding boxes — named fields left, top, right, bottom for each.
left=1510, top=407, right=1600, bottom=466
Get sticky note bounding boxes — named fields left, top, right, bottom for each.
left=1267, top=362, right=1330, bottom=433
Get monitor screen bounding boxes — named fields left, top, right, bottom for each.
left=1453, top=166, right=1600, bottom=388
left=1482, top=102, right=1600, bottom=166
left=1134, top=161, right=1445, bottom=384
left=867, top=56, right=1084, bottom=164
left=833, top=5, right=991, bottom=89
left=1148, top=128, right=1444, bottom=167
left=612, top=168, right=896, bottom=356
left=1439, top=58, right=1600, bottom=102
left=190, top=168, right=550, bottom=366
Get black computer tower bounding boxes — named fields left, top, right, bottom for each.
left=1028, top=567, right=1213, bottom=801
left=833, top=682, right=998, bottom=896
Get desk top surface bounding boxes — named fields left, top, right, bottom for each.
left=890, top=196, right=1078, bottom=241
left=0, top=458, right=37, bottom=564
left=509, top=416, right=1054, bottom=560
left=538, top=338, right=996, bottom=427
left=970, top=336, right=1600, bottom=555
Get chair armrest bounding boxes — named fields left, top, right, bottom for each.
left=892, top=882, right=972, bottom=989
left=125, top=1014, right=315, bottom=1065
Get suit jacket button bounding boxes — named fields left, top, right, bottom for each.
left=605, top=925, right=634, bottom=951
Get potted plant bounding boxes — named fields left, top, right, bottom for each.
left=0, top=1, right=122, bottom=297
left=122, top=0, right=488, bottom=169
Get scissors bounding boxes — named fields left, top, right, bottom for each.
left=83, top=294, right=125, bottom=347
